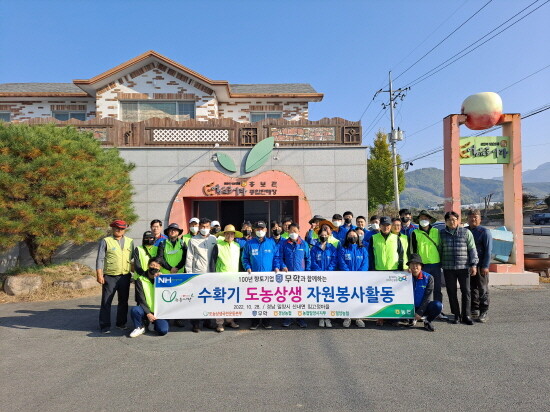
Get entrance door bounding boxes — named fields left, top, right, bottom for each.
left=193, top=198, right=296, bottom=228
left=220, top=201, right=244, bottom=228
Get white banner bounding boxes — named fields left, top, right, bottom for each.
left=154, top=271, right=415, bottom=319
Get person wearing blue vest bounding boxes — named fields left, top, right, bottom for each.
left=338, top=229, right=369, bottom=328
left=399, top=209, right=418, bottom=237
left=310, top=228, right=338, bottom=328
left=129, top=257, right=169, bottom=338
left=355, top=227, right=369, bottom=249
left=439, top=211, right=479, bottom=325
left=150, top=219, right=168, bottom=247
left=467, top=209, right=493, bottom=323
left=280, top=223, right=310, bottom=328
left=367, top=215, right=380, bottom=239
left=96, top=220, right=134, bottom=334
left=242, top=221, right=281, bottom=330
left=407, top=254, right=443, bottom=332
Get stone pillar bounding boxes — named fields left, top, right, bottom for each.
left=496, top=113, right=525, bottom=272
left=443, top=114, right=467, bottom=213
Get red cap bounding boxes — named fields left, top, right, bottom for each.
left=110, top=220, right=128, bottom=229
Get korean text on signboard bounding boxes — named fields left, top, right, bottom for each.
left=459, top=136, right=510, bottom=164
left=154, top=271, right=415, bottom=319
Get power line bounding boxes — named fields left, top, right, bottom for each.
left=390, top=0, right=470, bottom=73
left=362, top=107, right=388, bottom=139
left=402, top=103, right=550, bottom=164
left=401, top=0, right=548, bottom=89
left=404, top=62, right=550, bottom=140
left=393, top=0, right=492, bottom=82
left=359, top=2, right=471, bottom=122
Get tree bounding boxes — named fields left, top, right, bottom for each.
left=367, top=130, right=405, bottom=212
left=522, top=192, right=537, bottom=207
left=0, top=123, right=137, bottom=265
left=544, top=194, right=550, bottom=209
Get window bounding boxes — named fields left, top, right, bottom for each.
left=0, top=112, right=10, bottom=122
left=250, top=112, right=282, bottom=122
left=52, top=111, right=86, bottom=121
left=120, top=101, right=195, bottom=121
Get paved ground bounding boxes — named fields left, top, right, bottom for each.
left=1, top=284, right=549, bottom=412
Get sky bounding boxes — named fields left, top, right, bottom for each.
left=1, top=0, right=549, bottom=179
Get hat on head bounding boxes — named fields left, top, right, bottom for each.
left=142, top=230, right=154, bottom=239
left=217, top=224, right=243, bottom=238
left=110, top=220, right=128, bottom=229
left=212, top=220, right=221, bottom=227
left=189, top=217, right=199, bottom=224
left=315, top=219, right=336, bottom=233
left=164, top=223, right=183, bottom=236
left=379, top=216, right=392, bottom=226
left=407, top=253, right=424, bottom=267
left=414, top=210, right=436, bottom=224
left=254, top=221, right=267, bottom=229
left=308, top=215, right=324, bottom=224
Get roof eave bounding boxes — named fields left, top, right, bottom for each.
left=72, top=50, right=230, bottom=88
left=0, top=92, right=92, bottom=97
left=228, top=93, right=324, bottom=101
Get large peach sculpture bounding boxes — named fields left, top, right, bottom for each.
left=461, top=92, right=503, bottom=130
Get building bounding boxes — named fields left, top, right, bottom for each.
left=1, top=50, right=367, bottom=267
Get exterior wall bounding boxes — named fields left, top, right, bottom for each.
left=0, top=99, right=96, bottom=121
left=95, top=63, right=218, bottom=121
left=119, top=146, right=368, bottom=240
left=219, top=101, right=308, bottom=122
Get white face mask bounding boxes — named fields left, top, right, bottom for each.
left=419, top=219, right=430, bottom=228
left=200, top=228, right=210, bottom=236
left=370, top=223, right=380, bottom=231
left=332, top=221, right=341, bottom=228
left=289, top=233, right=299, bottom=241
left=256, top=230, right=266, bottom=238
left=190, top=226, right=199, bottom=234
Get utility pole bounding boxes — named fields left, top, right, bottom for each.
left=374, top=71, right=409, bottom=210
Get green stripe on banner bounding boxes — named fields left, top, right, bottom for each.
left=366, top=304, right=415, bottom=318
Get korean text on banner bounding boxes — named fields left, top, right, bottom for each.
left=154, top=271, right=415, bottom=320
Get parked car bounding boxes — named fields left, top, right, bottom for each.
left=530, top=213, right=550, bottom=225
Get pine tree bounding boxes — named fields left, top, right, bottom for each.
left=0, top=123, right=137, bottom=265
left=367, top=130, right=405, bottom=212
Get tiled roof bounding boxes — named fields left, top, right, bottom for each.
left=0, top=83, right=86, bottom=93
left=229, top=83, right=318, bottom=94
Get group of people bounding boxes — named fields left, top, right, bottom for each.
left=95, top=208, right=492, bottom=338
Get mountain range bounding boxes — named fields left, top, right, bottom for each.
left=401, top=165, right=550, bottom=209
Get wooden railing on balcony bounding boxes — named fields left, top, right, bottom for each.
left=21, top=117, right=362, bottom=147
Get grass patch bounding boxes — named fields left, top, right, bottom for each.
left=0, top=262, right=101, bottom=304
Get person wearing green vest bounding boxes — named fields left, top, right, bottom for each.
left=368, top=216, right=408, bottom=271
left=96, top=220, right=134, bottom=334
left=304, top=215, right=323, bottom=247
left=132, top=231, right=158, bottom=279
left=391, top=217, right=410, bottom=258
left=281, top=217, right=293, bottom=239
left=129, top=257, right=169, bottom=338
left=158, top=223, right=187, bottom=274
left=306, top=220, right=340, bottom=249
left=410, top=210, right=448, bottom=321
left=211, top=224, right=243, bottom=332
left=182, top=217, right=199, bottom=246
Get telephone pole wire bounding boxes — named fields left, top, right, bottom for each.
left=374, top=71, right=409, bottom=210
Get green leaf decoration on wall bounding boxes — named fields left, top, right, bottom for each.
left=245, top=136, right=274, bottom=173
left=216, top=152, right=237, bottom=173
